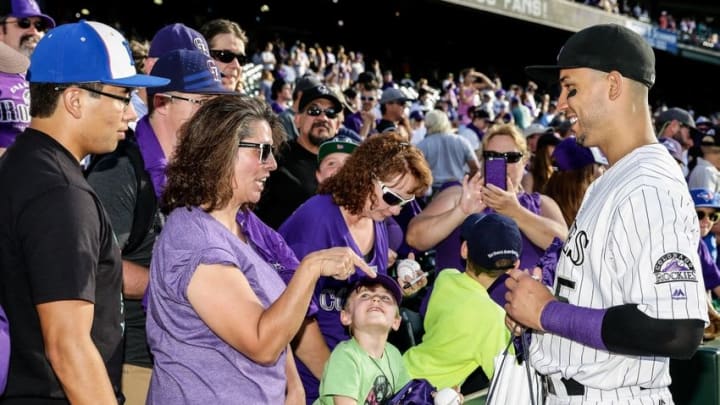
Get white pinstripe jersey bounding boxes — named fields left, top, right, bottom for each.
left=531, top=144, right=708, bottom=391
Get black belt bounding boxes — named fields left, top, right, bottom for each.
left=544, top=376, right=586, bottom=396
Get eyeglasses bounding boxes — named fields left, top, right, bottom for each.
left=306, top=105, right=339, bottom=119
left=697, top=211, right=720, bottom=222
left=377, top=179, right=414, bottom=207
left=210, top=50, right=247, bottom=65
left=360, top=96, right=376, bottom=102
left=2, top=17, right=47, bottom=31
left=238, top=141, right=273, bottom=164
left=158, top=93, right=208, bottom=106
left=482, top=151, right=524, bottom=164
left=55, top=86, right=133, bottom=109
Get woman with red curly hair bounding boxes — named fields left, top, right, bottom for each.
left=279, top=132, right=432, bottom=403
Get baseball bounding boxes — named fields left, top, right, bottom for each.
left=396, top=259, right=420, bottom=281
left=434, top=387, right=461, bottom=405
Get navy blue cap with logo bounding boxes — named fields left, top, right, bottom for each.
left=147, top=49, right=234, bottom=97
left=461, top=213, right=522, bottom=270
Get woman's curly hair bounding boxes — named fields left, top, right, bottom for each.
left=163, top=94, right=285, bottom=212
left=319, top=132, right=432, bottom=215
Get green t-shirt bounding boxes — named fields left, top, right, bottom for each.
left=315, top=337, right=411, bottom=404
left=403, top=269, right=510, bottom=388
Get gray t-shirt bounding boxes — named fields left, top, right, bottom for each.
left=146, top=206, right=288, bottom=404
left=418, top=133, right=477, bottom=188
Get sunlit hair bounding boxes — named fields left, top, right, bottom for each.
left=425, top=109, right=453, bottom=135
left=543, top=165, right=596, bottom=225
left=319, top=132, right=432, bottom=215
left=163, top=95, right=285, bottom=212
left=481, top=123, right=528, bottom=159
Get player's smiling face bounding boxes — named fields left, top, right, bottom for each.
left=557, top=68, right=607, bottom=148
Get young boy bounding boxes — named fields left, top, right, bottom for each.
left=314, top=274, right=411, bottom=404
left=403, top=213, right=516, bottom=394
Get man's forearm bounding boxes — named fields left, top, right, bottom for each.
left=122, top=259, right=149, bottom=299
left=47, top=336, right=118, bottom=404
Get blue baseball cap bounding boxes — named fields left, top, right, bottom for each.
left=691, top=189, right=720, bottom=209
left=9, top=0, right=55, bottom=29
left=461, top=213, right=522, bottom=270
left=148, top=23, right=209, bottom=58
left=147, top=49, right=234, bottom=97
left=28, top=20, right=169, bottom=88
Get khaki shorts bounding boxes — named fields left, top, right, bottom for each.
left=122, top=363, right=152, bottom=405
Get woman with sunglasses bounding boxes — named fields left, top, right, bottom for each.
left=145, top=95, right=376, bottom=404
left=199, top=19, right=248, bottom=93
left=278, top=132, right=433, bottom=403
left=406, top=123, right=568, bottom=274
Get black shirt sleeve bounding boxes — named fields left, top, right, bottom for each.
left=17, top=186, right=102, bottom=304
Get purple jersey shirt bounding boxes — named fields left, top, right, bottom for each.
left=134, top=115, right=168, bottom=199
left=0, top=73, right=29, bottom=148
left=435, top=190, right=545, bottom=272
left=146, top=207, right=288, bottom=403
left=278, top=193, right=390, bottom=403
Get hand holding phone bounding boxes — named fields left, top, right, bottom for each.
left=484, top=157, right=507, bottom=190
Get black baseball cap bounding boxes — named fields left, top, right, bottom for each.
left=298, top=84, right=342, bottom=112
left=344, top=273, right=403, bottom=306
left=525, top=24, right=656, bottom=88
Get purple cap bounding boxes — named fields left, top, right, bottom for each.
left=148, top=23, right=209, bottom=58
left=659, top=136, right=682, bottom=162
left=346, top=273, right=403, bottom=305
left=147, top=49, right=233, bottom=97
left=9, top=0, right=55, bottom=29
left=552, top=137, right=604, bottom=171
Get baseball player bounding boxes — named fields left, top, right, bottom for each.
left=504, top=24, right=708, bottom=404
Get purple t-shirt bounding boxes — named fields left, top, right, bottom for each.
left=435, top=190, right=545, bottom=272
left=146, top=207, right=288, bottom=404
left=278, top=193, right=390, bottom=403
left=135, top=115, right=168, bottom=199
left=0, top=73, right=29, bottom=147
left=699, top=240, right=720, bottom=290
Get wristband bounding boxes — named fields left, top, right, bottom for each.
left=540, top=301, right=607, bottom=350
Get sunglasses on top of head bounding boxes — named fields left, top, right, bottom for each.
left=697, top=211, right=720, bottom=222
left=306, top=105, right=339, bottom=119
left=210, top=49, right=247, bottom=65
left=238, top=141, right=273, bottom=164
left=377, top=179, right=414, bottom=207
left=3, top=17, right=47, bottom=31
left=482, top=151, right=524, bottom=163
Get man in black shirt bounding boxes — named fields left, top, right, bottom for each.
left=256, top=84, right=342, bottom=229
left=0, top=21, right=167, bottom=404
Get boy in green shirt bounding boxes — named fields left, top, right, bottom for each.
left=403, top=213, right=518, bottom=393
left=315, top=274, right=411, bottom=404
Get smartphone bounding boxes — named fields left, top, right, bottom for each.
left=484, top=157, right=507, bottom=190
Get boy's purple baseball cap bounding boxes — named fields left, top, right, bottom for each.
left=347, top=273, right=403, bottom=305
left=147, top=49, right=234, bottom=97
left=148, top=23, right=209, bottom=58
left=28, top=20, right=169, bottom=88
left=8, top=0, right=55, bottom=29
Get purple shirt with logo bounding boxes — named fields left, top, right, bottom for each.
left=278, top=193, right=390, bottom=403
left=0, top=73, right=29, bottom=147
left=435, top=190, right=545, bottom=272
left=134, top=115, right=168, bottom=199
left=146, top=207, right=288, bottom=403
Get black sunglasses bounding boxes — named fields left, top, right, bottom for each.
left=697, top=211, right=720, bottom=222
left=238, top=141, right=273, bottom=164
left=377, top=180, right=414, bottom=207
left=210, top=49, right=247, bottom=65
left=3, top=17, right=46, bottom=31
left=361, top=96, right=376, bottom=101
left=306, top=105, right=339, bottom=119
left=483, top=151, right=524, bottom=164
